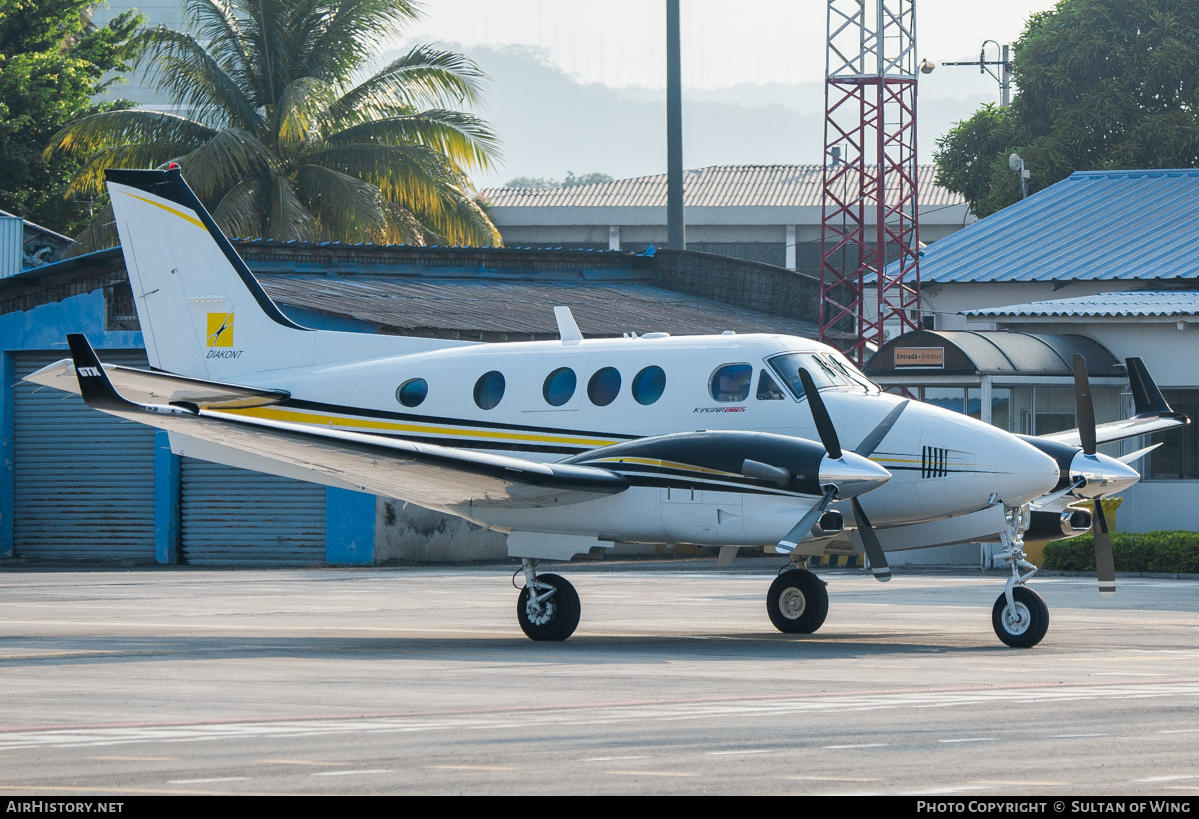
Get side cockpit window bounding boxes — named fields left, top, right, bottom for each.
left=756, top=370, right=785, bottom=400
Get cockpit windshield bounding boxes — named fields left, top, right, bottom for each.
left=767, top=352, right=877, bottom=399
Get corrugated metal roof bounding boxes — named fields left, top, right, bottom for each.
left=482, top=164, right=963, bottom=209
left=963, top=290, right=1199, bottom=318
left=906, top=169, right=1199, bottom=283
left=261, top=276, right=818, bottom=339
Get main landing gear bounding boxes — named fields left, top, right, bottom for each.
left=766, top=566, right=829, bottom=634
left=515, top=559, right=580, bottom=641
left=992, top=504, right=1050, bottom=648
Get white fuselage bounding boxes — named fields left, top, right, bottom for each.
left=216, top=332, right=1060, bottom=548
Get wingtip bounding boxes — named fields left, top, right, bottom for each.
left=64, top=334, right=130, bottom=411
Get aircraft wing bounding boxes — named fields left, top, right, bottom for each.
left=25, top=358, right=289, bottom=409
left=1036, top=357, right=1189, bottom=447
left=28, top=337, right=628, bottom=514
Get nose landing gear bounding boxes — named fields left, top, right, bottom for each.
left=766, top=566, right=829, bottom=634
left=515, top=559, right=580, bottom=642
left=993, top=504, right=1049, bottom=647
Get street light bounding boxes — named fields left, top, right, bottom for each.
left=919, top=40, right=1012, bottom=107
left=1009, top=153, right=1029, bottom=200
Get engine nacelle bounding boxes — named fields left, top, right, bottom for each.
left=817, top=510, right=844, bottom=535
left=1027, top=508, right=1092, bottom=541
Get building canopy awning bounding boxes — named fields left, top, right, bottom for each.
left=863, top=330, right=1125, bottom=387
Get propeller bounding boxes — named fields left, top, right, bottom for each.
left=797, top=369, right=841, bottom=459
left=852, top=497, right=891, bottom=581
left=1073, top=354, right=1116, bottom=597
left=775, top=373, right=903, bottom=576
left=776, top=486, right=837, bottom=554
left=849, top=400, right=907, bottom=582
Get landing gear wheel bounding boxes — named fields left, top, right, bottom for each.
left=766, top=569, right=829, bottom=634
left=992, top=586, right=1049, bottom=648
left=517, top=573, right=580, bottom=642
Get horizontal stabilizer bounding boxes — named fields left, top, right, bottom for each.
left=1038, top=357, right=1188, bottom=447
left=24, top=358, right=289, bottom=409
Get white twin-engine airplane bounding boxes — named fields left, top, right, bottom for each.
left=27, top=167, right=1190, bottom=647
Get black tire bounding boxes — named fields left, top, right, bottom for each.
left=992, top=586, right=1049, bottom=648
left=766, top=569, right=829, bottom=634
left=517, top=573, right=580, bottom=641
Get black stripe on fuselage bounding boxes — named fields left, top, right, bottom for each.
left=279, top=397, right=640, bottom=441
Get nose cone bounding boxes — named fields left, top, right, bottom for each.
left=820, top=452, right=892, bottom=499
left=1071, top=452, right=1140, bottom=498
left=995, top=437, right=1060, bottom=506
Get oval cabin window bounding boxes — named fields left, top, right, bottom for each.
left=587, top=367, right=621, bottom=406
left=396, top=378, right=428, bottom=407
left=543, top=367, right=577, bottom=407
left=474, top=371, right=506, bottom=410
left=631, top=366, right=667, bottom=406
left=709, top=364, right=752, bottom=402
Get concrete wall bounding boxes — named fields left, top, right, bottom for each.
left=649, top=248, right=821, bottom=327
left=375, top=498, right=507, bottom=563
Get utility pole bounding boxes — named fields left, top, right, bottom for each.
left=666, top=0, right=685, bottom=251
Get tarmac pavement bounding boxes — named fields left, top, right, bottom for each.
left=0, top=561, right=1197, bottom=795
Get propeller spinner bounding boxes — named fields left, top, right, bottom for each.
left=775, top=371, right=894, bottom=558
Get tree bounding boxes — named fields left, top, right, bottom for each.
left=45, top=0, right=501, bottom=248
left=0, top=0, right=142, bottom=233
left=934, top=0, right=1199, bottom=217
left=505, top=172, right=614, bottom=189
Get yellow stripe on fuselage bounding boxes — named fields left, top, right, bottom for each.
left=225, top=406, right=619, bottom=448
left=586, top=456, right=742, bottom=478
left=121, top=192, right=206, bottom=230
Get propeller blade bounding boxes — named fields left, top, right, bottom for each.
left=854, top=400, right=909, bottom=458
left=1032, top=478, right=1086, bottom=509
left=1073, top=354, right=1097, bottom=456
left=852, top=497, right=891, bottom=582
left=776, top=486, right=836, bottom=554
left=1092, top=497, right=1116, bottom=597
left=798, top=369, right=842, bottom=459
left=1117, top=442, right=1161, bottom=465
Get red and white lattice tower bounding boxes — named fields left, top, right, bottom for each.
left=819, top=0, right=921, bottom=365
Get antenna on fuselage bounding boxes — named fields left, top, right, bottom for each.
left=554, top=306, right=583, bottom=345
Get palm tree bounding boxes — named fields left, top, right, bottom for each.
left=46, top=0, right=502, bottom=249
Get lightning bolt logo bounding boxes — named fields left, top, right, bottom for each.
left=206, top=312, right=234, bottom=348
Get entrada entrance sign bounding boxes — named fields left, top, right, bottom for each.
left=895, top=347, right=945, bottom=368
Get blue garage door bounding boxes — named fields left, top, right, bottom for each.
left=13, top=350, right=156, bottom=560
left=180, top=458, right=327, bottom=566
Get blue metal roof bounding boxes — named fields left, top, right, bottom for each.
left=891, top=169, right=1199, bottom=283
left=963, top=290, right=1199, bottom=318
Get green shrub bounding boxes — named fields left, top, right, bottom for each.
left=1042, top=531, right=1199, bottom=574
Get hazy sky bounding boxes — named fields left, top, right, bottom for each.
left=98, top=1, right=1061, bottom=187
left=397, top=1, right=1057, bottom=95
left=377, top=1, right=1059, bottom=187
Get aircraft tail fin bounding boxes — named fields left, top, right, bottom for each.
left=105, top=166, right=315, bottom=378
